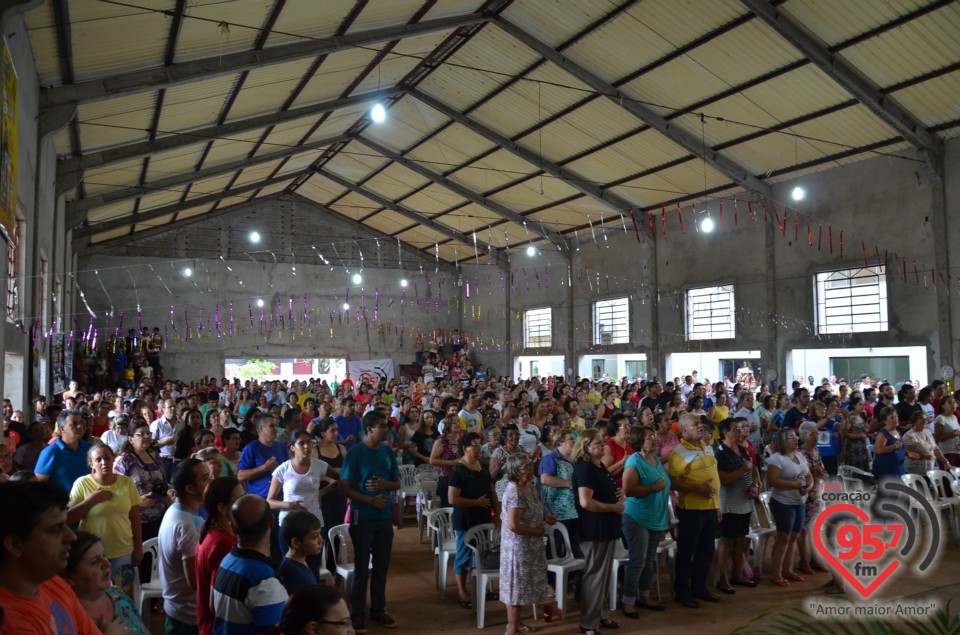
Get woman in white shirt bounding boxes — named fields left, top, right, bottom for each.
left=933, top=395, right=960, bottom=467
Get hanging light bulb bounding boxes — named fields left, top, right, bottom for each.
left=342, top=302, right=350, bottom=311
left=792, top=186, right=806, bottom=201
left=370, top=103, right=386, bottom=123
left=249, top=231, right=260, bottom=243
left=400, top=279, right=408, bottom=288
left=183, top=267, right=192, bottom=277
left=352, top=273, right=362, bottom=285
left=526, top=245, right=536, bottom=257
left=256, top=298, right=264, bottom=307
left=701, top=215, right=715, bottom=233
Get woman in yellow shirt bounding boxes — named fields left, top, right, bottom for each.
left=709, top=391, right=732, bottom=441
left=68, top=444, right=142, bottom=581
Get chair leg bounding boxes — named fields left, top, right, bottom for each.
left=439, top=552, right=449, bottom=600
left=477, top=575, right=487, bottom=629
left=608, top=563, right=618, bottom=612
left=556, top=572, right=566, bottom=619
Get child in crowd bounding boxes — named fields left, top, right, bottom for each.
left=279, top=510, right=323, bottom=596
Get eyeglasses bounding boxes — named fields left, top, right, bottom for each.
left=317, top=618, right=355, bottom=632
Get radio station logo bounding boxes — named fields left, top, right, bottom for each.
left=812, top=480, right=943, bottom=599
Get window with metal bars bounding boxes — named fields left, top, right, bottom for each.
left=593, top=297, right=629, bottom=345
left=524, top=307, right=552, bottom=348
left=686, top=285, right=735, bottom=340
left=815, top=266, right=888, bottom=334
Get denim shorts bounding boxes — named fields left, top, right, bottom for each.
left=770, top=498, right=805, bottom=533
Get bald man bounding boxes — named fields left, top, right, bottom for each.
left=212, top=495, right=286, bottom=634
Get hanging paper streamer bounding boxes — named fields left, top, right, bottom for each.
left=817, top=224, right=823, bottom=251
left=718, top=200, right=723, bottom=232
left=762, top=197, right=768, bottom=223
left=733, top=198, right=739, bottom=226
left=215, top=303, right=222, bottom=338
left=862, top=240, right=869, bottom=267
left=375, top=289, right=379, bottom=321
left=808, top=222, right=814, bottom=247
left=648, top=212, right=656, bottom=241
left=545, top=265, right=549, bottom=288
left=588, top=216, right=598, bottom=248
left=839, top=231, right=844, bottom=258
left=661, top=207, right=667, bottom=240
left=828, top=226, right=833, bottom=254
left=465, top=278, right=470, bottom=298
left=500, top=272, right=505, bottom=292
left=794, top=214, right=799, bottom=242
left=248, top=300, right=254, bottom=328
left=69, top=274, right=97, bottom=318
left=620, top=213, right=629, bottom=237
left=678, top=203, right=686, bottom=234
left=94, top=270, right=115, bottom=316
left=747, top=199, right=756, bottom=222
left=629, top=209, right=641, bottom=242
left=229, top=302, right=234, bottom=336
left=534, top=267, right=541, bottom=289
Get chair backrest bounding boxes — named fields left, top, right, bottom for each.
left=327, top=523, right=352, bottom=568
left=927, top=470, right=959, bottom=501
left=399, top=464, right=417, bottom=489
left=666, top=495, right=678, bottom=527
left=950, top=467, right=960, bottom=483
left=757, top=491, right=776, bottom=530
left=545, top=522, right=575, bottom=561
left=415, top=464, right=440, bottom=483
left=427, top=507, right=454, bottom=542
left=901, top=474, right=933, bottom=511
left=142, top=537, right=160, bottom=582
left=462, top=523, right=499, bottom=572
left=418, top=480, right=438, bottom=499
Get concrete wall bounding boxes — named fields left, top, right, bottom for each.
left=0, top=4, right=60, bottom=411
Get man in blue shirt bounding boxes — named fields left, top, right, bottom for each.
left=34, top=410, right=92, bottom=493
left=237, top=414, right=288, bottom=565
left=334, top=399, right=362, bottom=449
left=212, top=495, right=286, bottom=635
left=340, top=411, right=400, bottom=633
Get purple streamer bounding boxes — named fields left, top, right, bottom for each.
left=545, top=265, right=549, bottom=288
left=523, top=268, right=529, bottom=291
left=466, top=279, right=470, bottom=298
left=67, top=329, right=74, bottom=348
left=375, top=289, right=379, bottom=321
left=229, top=302, right=234, bottom=336
left=534, top=267, right=541, bottom=288
left=215, top=303, right=221, bottom=338
left=500, top=272, right=505, bottom=292
left=248, top=301, right=254, bottom=328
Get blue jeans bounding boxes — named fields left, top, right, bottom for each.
left=674, top=507, right=717, bottom=599
left=454, top=530, right=475, bottom=575
left=621, top=515, right=664, bottom=605
left=349, top=519, right=394, bottom=619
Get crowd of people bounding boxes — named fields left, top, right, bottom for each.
left=1, top=357, right=958, bottom=635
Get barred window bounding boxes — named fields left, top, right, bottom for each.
left=593, top=297, right=629, bottom=345
left=686, top=285, right=735, bottom=340
left=815, top=267, right=888, bottom=334
left=524, top=308, right=552, bottom=348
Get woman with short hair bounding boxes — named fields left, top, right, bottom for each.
left=766, top=428, right=811, bottom=587
left=114, top=418, right=168, bottom=541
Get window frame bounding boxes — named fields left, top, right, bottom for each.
left=593, top=296, right=630, bottom=345
left=523, top=307, right=552, bottom=349
left=814, top=266, right=888, bottom=335
left=685, top=283, right=736, bottom=341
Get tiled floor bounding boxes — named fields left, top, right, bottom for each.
left=150, top=519, right=960, bottom=634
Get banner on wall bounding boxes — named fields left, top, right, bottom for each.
left=347, top=359, right=394, bottom=388
left=51, top=334, right=66, bottom=394
left=0, top=39, right=17, bottom=242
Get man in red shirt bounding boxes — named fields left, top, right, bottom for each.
left=0, top=480, right=125, bottom=634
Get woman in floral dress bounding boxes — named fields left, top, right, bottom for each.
left=500, top=453, right=552, bottom=635
left=842, top=397, right=871, bottom=471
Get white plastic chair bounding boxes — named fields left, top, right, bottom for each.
left=415, top=464, right=440, bottom=483
left=545, top=523, right=584, bottom=619
left=926, top=469, right=960, bottom=542
left=327, top=523, right=371, bottom=597
left=749, top=500, right=776, bottom=574
left=316, top=538, right=335, bottom=586
left=426, top=507, right=456, bottom=598
left=462, top=523, right=500, bottom=629
left=838, top=465, right=874, bottom=497
left=398, top=464, right=418, bottom=518
left=135, top=537, right=162, bottom=621
left=901, top=474, right=954, bottom=538
left=417, top=480, right=439, bottom=544
left=607, top=539, right=629, bottom=611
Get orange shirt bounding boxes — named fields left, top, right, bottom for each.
left=0, top=575, right=101, bottom=635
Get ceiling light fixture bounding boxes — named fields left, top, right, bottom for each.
left=370, top=103, right=386, bottom=123
left=249, top=231, right=260, bottom=243
left=343, top=302, right=350, bottom=311
left=792, top=186, right=806, bottom=201
left=256, top=298, right=264, bottom=307
left=526, top=245, right=536, bottom=256
left=400, top=279, right=408, bottom=288
left=183, top=267, right=192, bottom=277
left=352, top=273, right=362, bottom=285
left=701, top=216, right=715, bottom=233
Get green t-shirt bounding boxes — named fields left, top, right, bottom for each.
left=623, top=453, right=671, bottom=531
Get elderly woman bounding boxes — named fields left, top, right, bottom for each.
left=574, top=429, right=624, bottom=635
left=68, top=443, right=143, bottom=579
left=715, top=418, right=759, bottom=594
left=539, top=427, right=579, bottom=557
left=797, top=421, right=827, bottom=576
left=904, top=411, right=947, bottom=477
left=500, top=453, right=552, bottom=635
left=449, top=431, right=497, bottom=609
left=61, top=531, right=149, bottom=635
left=766, top=428, right=811, bottom=587
left=490, top=424, right=525, bottom=500
left=114, top=418, right=169, bottom=541
left=430, top=422, right=463, bottom=508
left=620, top=426, right=670, bottom=617
left=842, top=397, right=871, bottom=471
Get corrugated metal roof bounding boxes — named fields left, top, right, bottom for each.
left=26, top=0, right=959, bottom=253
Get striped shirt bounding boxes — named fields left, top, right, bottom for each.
left=212, top=547, right=287, bottom=635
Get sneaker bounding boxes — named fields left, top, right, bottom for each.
left=352, top=616, right=367, bottom=634
left=371, top=613, right=398, bottom=629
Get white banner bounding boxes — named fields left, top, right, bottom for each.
left=347, top=359, right=394, bottom=388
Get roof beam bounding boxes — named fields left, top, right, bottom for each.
left=409, top=88, right=643, bottom=214
left=492, top=17, right=774, bottom=200
left=74, top=170, right=310, bottom=238
left=56, top=88, right=387, bottom=180
left=740, top=0, right=941, bottom=155
left=315, top=168, right=509, bottom=268
left=354, top=136, right=568, bottom=248
left=66, top=134, right=349, bottom=225
left=41, top=12, right=488, bottom=107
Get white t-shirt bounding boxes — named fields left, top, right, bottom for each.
left=272, top=458, right=330, bottom=527
left=921, top=403, right=936, bottom=434
left=158, top=504, right=202, bottom=624
left=100, top=429, right=127, bottom=453
left=422, top=363, right=435, bottom=384
left=934, top=414, right=960, bottom=455
left=767, top=452, right=810, bottom=506
left=517, top=423, right=541, bottom=455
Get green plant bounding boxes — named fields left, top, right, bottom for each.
left=237, top=359, right=277, bottom=382
left=730, top=600, right=958, bottom=635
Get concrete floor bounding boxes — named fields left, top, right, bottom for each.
left=149, top=519, right=960, bottom=634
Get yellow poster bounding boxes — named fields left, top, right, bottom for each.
left=0, top=40, right=16, bottom=242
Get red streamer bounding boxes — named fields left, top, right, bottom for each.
left=914, top=261, right=920, bottom=286
left=762, top=197, right=768, bottom=223
left=875, top=245, right=882, bottom=269
left=794, top=213, right=799, bottom=242
left=747, top=199, right=756, bottom=222
left=629, top=209, right=641, bottom=243
left=817, top=224, right=823, bottom=251
left=862, top=240, right=868, bottom=267
left=781, top=207, right=788, bottom=238
left=648, top=212, right=656, bottom=241
left=733, top=199, right=739, bottom=226
left=677, top=203, right=686, bottom=234
left=839, top=231, right=844, bottom=258
left=901, top=257, right=907, bottom=283
left=718, top=200, right=723, bottom=231
left=829, top=226, right=833, bottom=254
left=661, top=207, right=667, bottom=240
left=808, top=222, right=813, bottom=247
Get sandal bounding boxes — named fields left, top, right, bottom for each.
left=798, top=564, right=814, bottom=575
left=772, top=578, right=791, bottom=587
left=783, top=573, right=806, bottom=582
left=599, top=618, right=620, bottom=629
left=518, top=625, right=538, bottom=633
left=730, top=578, right=757, bottom=587
left=458, top=597, right=473, bottom=610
